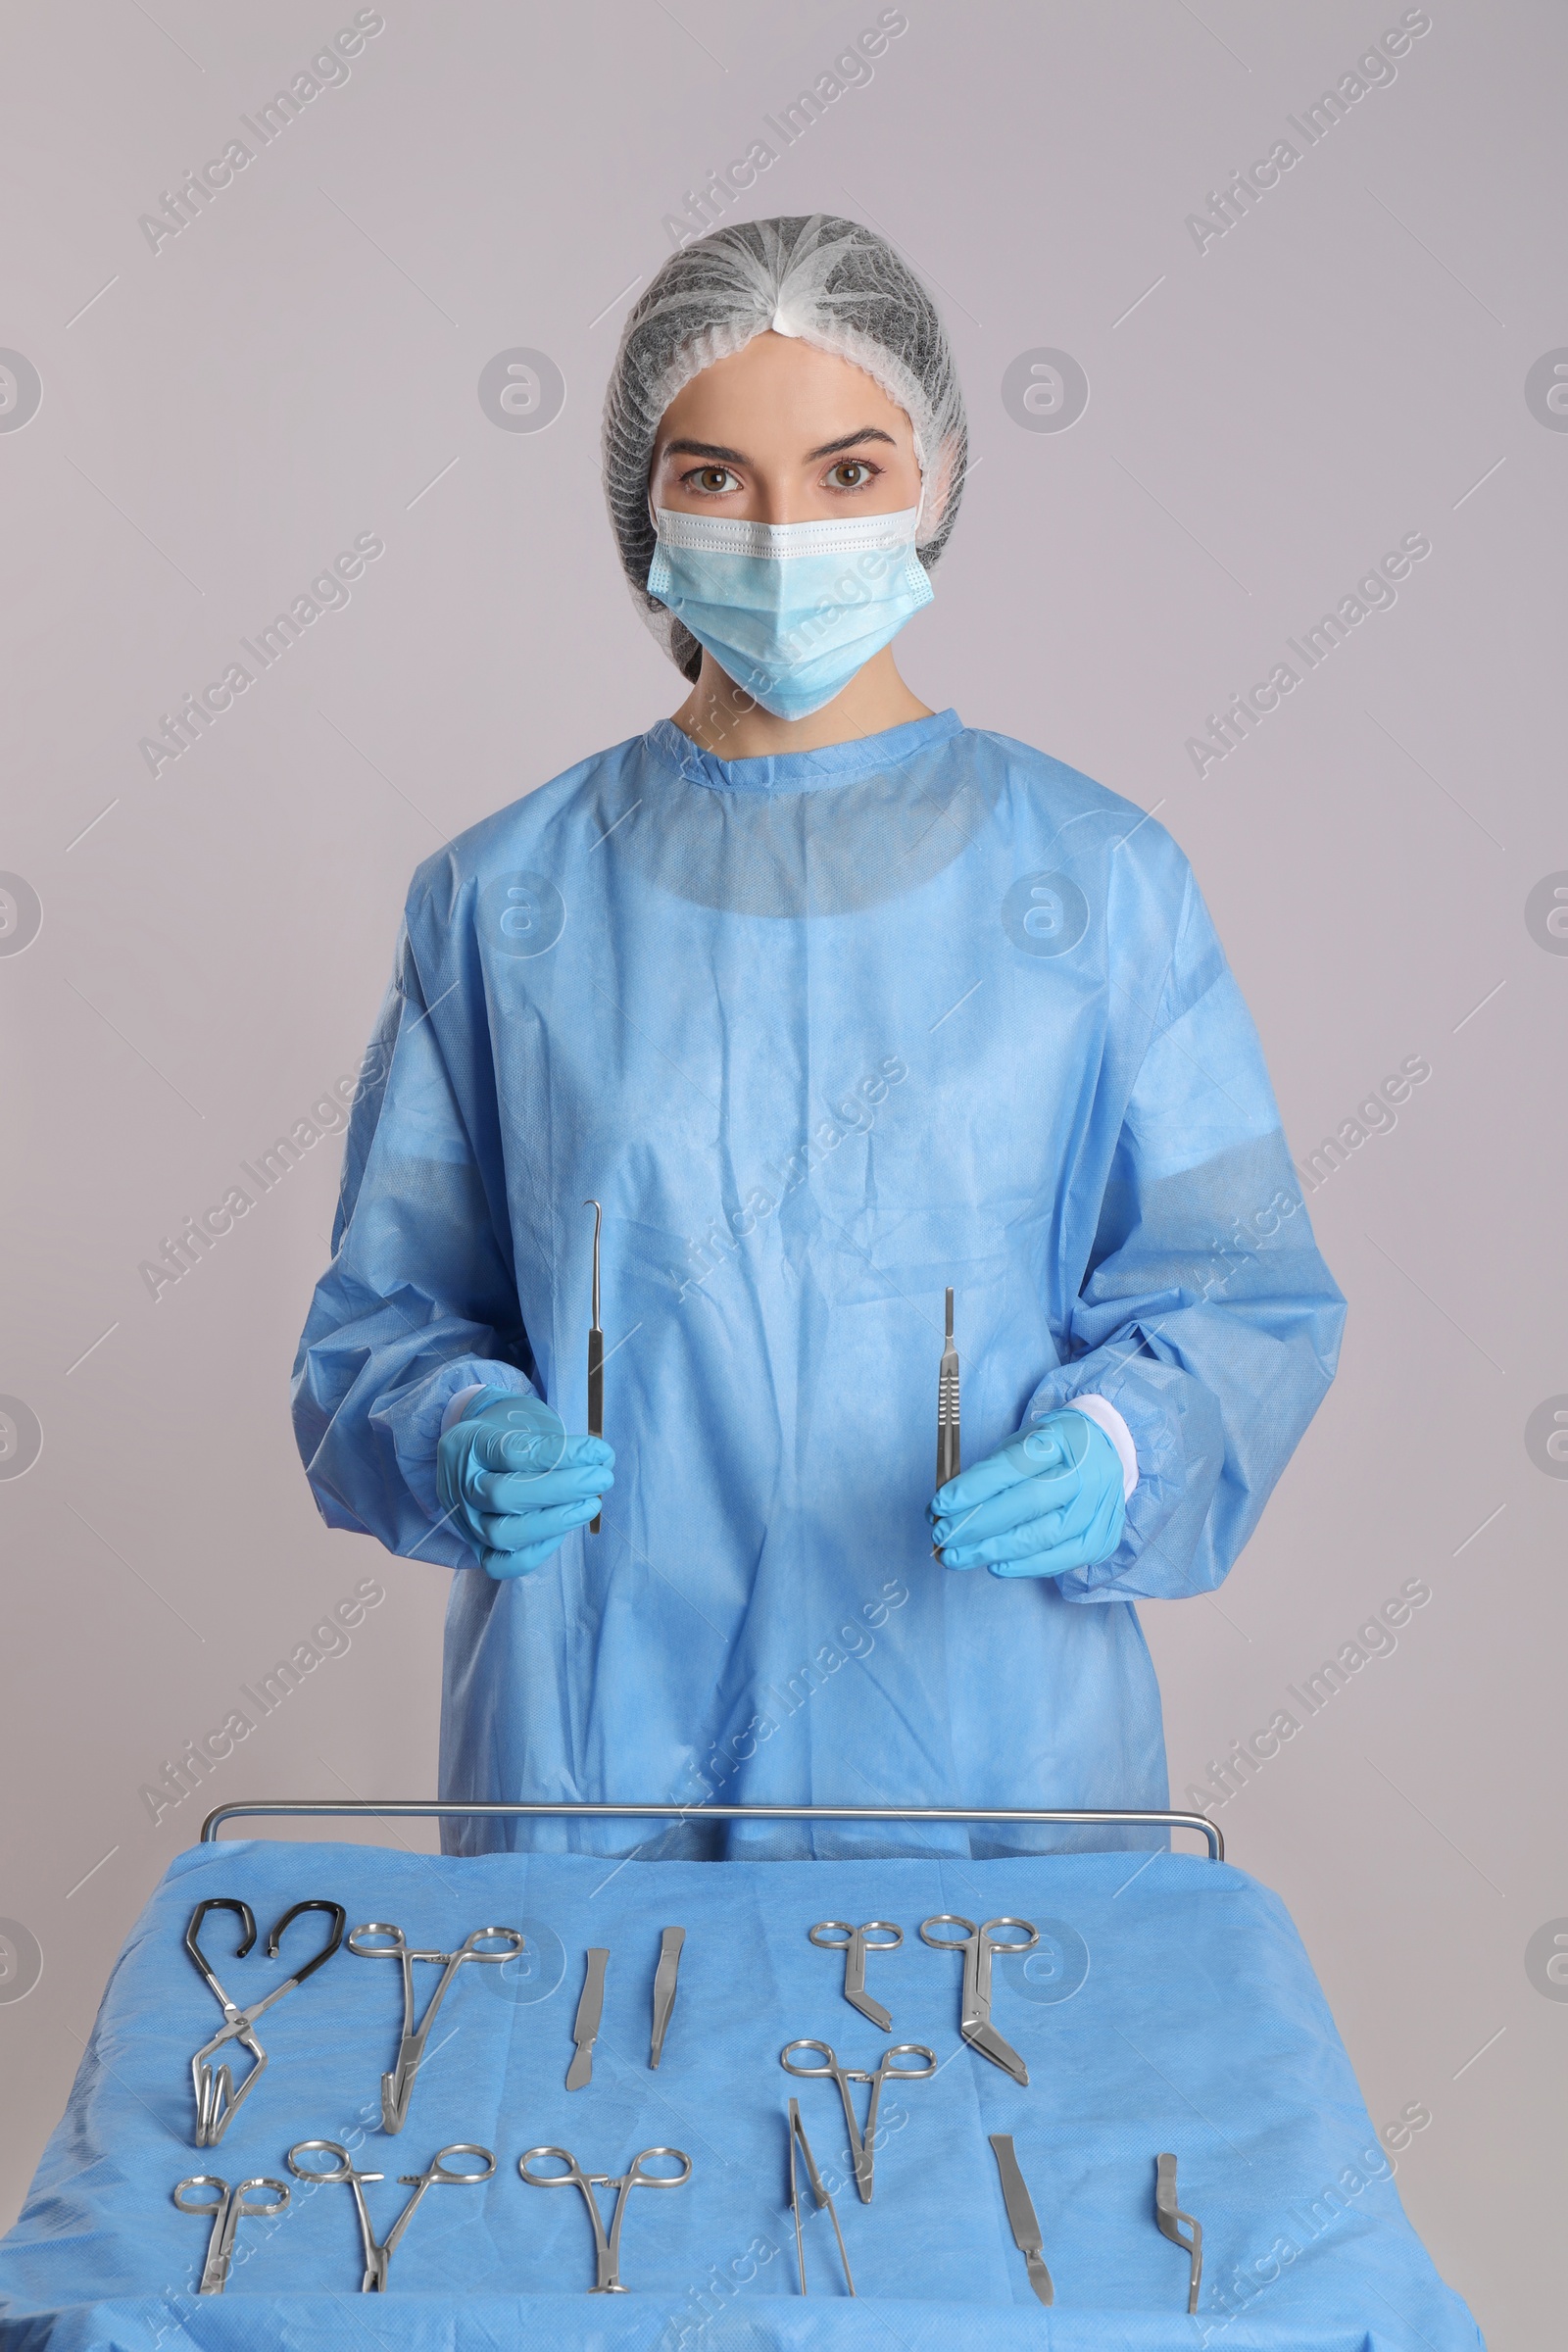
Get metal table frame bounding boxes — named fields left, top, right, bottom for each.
left=200, top=1800, right=1223, bottom=1859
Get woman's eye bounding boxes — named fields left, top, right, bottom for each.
left=684, top=466, right=742, bottom=495
left=826, top=460, right=876, bottom=491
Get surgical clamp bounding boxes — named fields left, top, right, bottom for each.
left=919, top=1914, right=1038, bottom=2085
left=519, top=2144, right=691, bottom=2292
left=287, top=2138, right=494, bottom=2290
left=184, top=1896, right=345, bottom=2145
left=779, top=2038, right=936, bottom=2203
left=809, top=1920, right=903, bottom=2032
left=347, top=1921, right=525, bottom=2132
left=585, top=1198, right=604, bottom=1533
left=172, top=2174, right=289, bottom=2294
left=1155, top=2152, right=1203, bottom=2313
left=788, top=2097, right=856, bottom=2296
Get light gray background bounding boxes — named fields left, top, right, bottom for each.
left=1, top=3, right=1561, bottom=2340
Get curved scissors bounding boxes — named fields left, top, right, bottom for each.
left=520, top=2144, right=691, bottom=2293
left=288, top=2138, right=493, bottom=2291
left=919, top=1914, right=1038, bottom=2085
left=779, top=2038, right=936, bottom=2203
left=172, top=2173, right=289, bottom=2294
left=809, top=1921, right=903, bottom=2031
left=348, top=1921, right=525, bottom=2132
left=184, top=1896, right=345, bottom=2144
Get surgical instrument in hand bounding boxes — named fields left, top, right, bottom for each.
left=809, top=1920, right=903, bottom=2032
left=936, top=1287, right=960, bottom=1493
left=347, top=1921, right=525, bottom=2133
left=585, top=1198, right=604, bottom=1533
left=649, top=1927, right=684, bottom=2068
left=568, top=1946, right=610, bottom=2088
left=1155, top=2152, right=1203, bottom=2313
left=989, top=2133, right=1053, bottom=2306
left=919, top=1914, right=1038, bottom=2085
left=779, top=2037, right=936, bottom=2203
left=184, top=1896, right=345, bottom=2145
left=287, top=2138, right=494, bottom=2291
left=173, top=2174, right=289, bottom=2294
left=519, top=2144, right=691, bottom=2292
left=788, top=2097, right=855, bottom=2297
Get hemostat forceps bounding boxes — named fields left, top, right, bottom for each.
left=287, top=2138, right=494, bottom=2290
left=184, top=1896, right=345, bottom=2145
left=919, top=1914, right=1038, bottom=2085
left=1155, top=2152, right=1203, bottom=2312
left=779, top=2038, right=935, bottom=2204
left=519, top=2144, right=691, bottom=2292
left=348, top=1921, right=525, bottom=2132
left=172, top=2173, right=289, bottom=2293
left=809, top=1920, right=903, bottom=2032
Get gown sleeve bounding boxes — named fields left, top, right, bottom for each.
left=290, top=919, right=535, bottom=1565
left=1024, top=867, right=1346, bottom=1602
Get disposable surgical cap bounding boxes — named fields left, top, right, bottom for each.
left=602, top=213, right=969, bottom=681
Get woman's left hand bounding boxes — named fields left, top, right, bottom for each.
left=930, top=1409, right=1126, bottom=1578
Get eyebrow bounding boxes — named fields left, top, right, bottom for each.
left=659, top=426, right=899, bottom=466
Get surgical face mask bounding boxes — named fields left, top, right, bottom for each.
left=646, top=504, right=933, bottom=720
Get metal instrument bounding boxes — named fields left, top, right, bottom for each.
left=808, top=1920, right=903, bottom=2032
left=287, top=2139, right=494, bottom=2291
left=989, top=2133, right=1053, bottom=2306
left=1155, top=2152, right=1203, bottom=2313
left=172, top=2174, right=289, bottom=2294
left=585, top=1198, right=604, bottom=1533
left=936, top=1286, right=960, bottom=1493
left=788, top=2097, right=855, bottom=2297
left=919, top=1914, right=1038, bottom=2084
left=649, top=1927, right=684, bottom=2069
left=568, top=1946, right=610, bottom=2088
left=183, top=1896, right=345, bottom=2145
left=779, top=2037, right=936, bottom=2203
left=347, top=1921, right=525, bottom=2132
left=519, top=2144, right=691, bottom=2292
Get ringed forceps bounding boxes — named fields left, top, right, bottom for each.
left=519, top=2144, right=692, bottom=2293
left=287, top=2138, right=495, bottom=2291
left=184, top=1896, right=345, bottom=2144
left=172, top=2173, right=289, bottom=2294
left=779, top=2038, right=936, bottom=2203
left=809, top=1920, right=903, bottom=2031
left=919, top=1914, right=1038, bottom=2085
left=348, top=1921, right=525, bottom=2132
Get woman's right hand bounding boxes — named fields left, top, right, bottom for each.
left=436, top=1390, right=613, bottom=1577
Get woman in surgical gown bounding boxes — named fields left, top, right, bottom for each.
left=293, top=216, right=1345, bottom=1856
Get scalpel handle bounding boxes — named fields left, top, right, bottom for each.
left=587, top=1326, right=604, bottom=1534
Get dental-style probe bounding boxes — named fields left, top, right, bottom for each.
left=585, top=1200, right=604, bottom=1534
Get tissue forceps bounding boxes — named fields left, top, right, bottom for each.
left=348, top=1921, right=525, bottom=2132
left=779, top=2038, right=936, bottom=2203
left=808, top=1920, right=903, bottom=2031
left=788, top=2097, right=856, bottom=2296
left=519, top=2144, right=691, bottom=2292
left=172, top=2173, right=289, bottom=2294
left=287, top=2138, right=494, bottom=2291
left=919, top=1914, right=1038, bottom=2085
left=585, top=1198, right=604, bottom=1533
left=184, top=1897, right=345, bottom=2144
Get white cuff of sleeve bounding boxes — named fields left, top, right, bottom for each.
left=1061, top=1396, right=1139, bottom=1500
left=440, top=1384, right=487, bottom=1438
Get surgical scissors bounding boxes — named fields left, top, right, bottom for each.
left=184, top=1896, right=345, bottom=2144
left=809, top=1920, right=903, bottom=2032
left=287, top=2138, right=494, bottom=2290
left=172, top=2173, right=289, bottom=2293
left=519, top=2144, right=692, bottom=2293
left=779, top=2038, right=936, bottom=2203
left=348, top=1921, right=526, bottom=2132
left=919, top=1914, right=1039, bottom=2085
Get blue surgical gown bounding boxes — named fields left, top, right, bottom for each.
left=293, top=710, right=1345, bottom=1855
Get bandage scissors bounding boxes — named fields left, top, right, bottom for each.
left=172, top=2173, right=289, bottom=2293
left=808, top=1920, right=903, bottom=2031
left=184, top=1896, right=346, bottom=2144
left=518, top=2144, right=692, bottom=2292
left=919, top=1914, right=1038, bottom=2084
left=348, top=1921, right=526, bottom=2132
left=779, top=2038, right=936, bottom=2203
left=287, top=2138, right=494, bottom=2290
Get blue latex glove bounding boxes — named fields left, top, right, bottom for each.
left=436, top=1389, right=613, bottom=1578
left=930, top=1407, right=1126, bottom=1578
